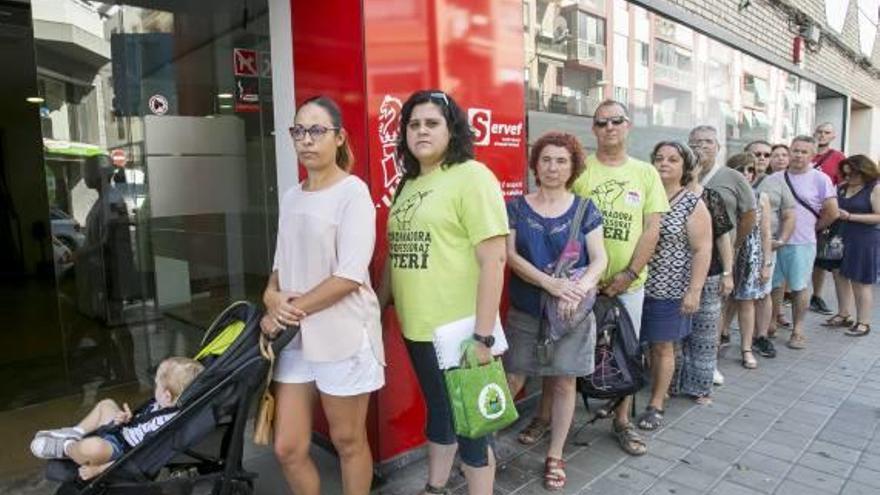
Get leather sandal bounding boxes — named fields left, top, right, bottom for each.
left=741, top=349, right=758, bottom=369
left=517, top=417, right=550, bottom=445
left=423, top=483, right=450, bottom=495
left=543, top=457, right=566, bottom=491
left=845, top=322, right=871, bottom=337
left=613, top=421, right=647, bottom=456
left=822, top=314, right=854, bottom=328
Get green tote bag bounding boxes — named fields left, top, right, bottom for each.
left=444, top=341, right=519, bottom=439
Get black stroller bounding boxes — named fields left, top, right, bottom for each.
left=46, top=301, right=297, bottom=495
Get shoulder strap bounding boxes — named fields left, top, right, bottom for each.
left=552, top=198, right=589, bottom=277
left=813, top=150, right=833, bottom=170
left=784, top=172, right=820, bottom=219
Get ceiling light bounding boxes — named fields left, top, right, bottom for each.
left=26, top=97, right=45, bottom=104
left=217, top=93, right=233, bottom=99
left=219, top=104, right=233, bottom=109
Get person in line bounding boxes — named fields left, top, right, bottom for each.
left=771, top=135, right=838, bottom=350
left=688, top=125, right=756, bottom=383
left=570, top=99, right=669, bottom=456
left=378, top=90, right=508, bottom=495
left=769, top=144, right=790, bottom=174
left=753, top=153, right=795, bottom=351
left=262, top=96, right=385, bottom=495
left=829, top=155, right=880, bottom=337
left=637, top=141, right=710, bottom=429
left=30, top=357, right=204, bottom=480
left=745, top=140, right=773, bottom=186
left=504, top=132, right=606, bottom=491
left=677, top=151, right=734, bottom=402
left=727, top=154, right=773, bottom=369
left=809, top=122, right=847, bottom=315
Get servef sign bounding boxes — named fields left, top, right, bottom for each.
left=468, top=108, right=523, bottom=148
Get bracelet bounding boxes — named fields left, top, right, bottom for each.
left=722, top=271, right=732, bottom=277
left=624, top=267, right=639, bottom=280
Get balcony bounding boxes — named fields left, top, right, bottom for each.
left=535, top=36, right=567, bottom=62
left=652, top=109, right=692, bottom=129
left=573, top=0, right=606, bottom=12
left=654, top=63, right=690, bottom=90
left=527, top=89, right=600, bottom=116
left=567, top=39, right=606, bottom=68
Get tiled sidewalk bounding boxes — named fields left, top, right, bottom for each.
left=377, top=303, right=880, bottom=495
left=6, top=296, right=880, bottom=495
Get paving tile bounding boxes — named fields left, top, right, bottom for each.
left=663, top=464, right=717, bottom=491
left=578, top=476, right=640, bottom=495
left=492, top=464, right=533, bottom=493
left=796, top=451, right=854, bottom=478
left=692, top=438, right=746, bottom=463
left=710, top=480, right=766, bottom=495
left=804, top=439, right=862, bottom=464
left=680, top=450, right=729, bottom=477
left=670, top=416, right=719, bottom=437
left=655, top=428, right=705, bottom=449
left=749, top=439, right=801, bottom=462
left=721, top=462, right=779, bottom=493
left=645, top=439, right=690, bottom=461
left=643, top=479, right=702, bottom=495
left=603, top=464, right=656, bottom=492
left=706, top=429, right=756, bottom=449
left=784, top=465, right=846, bottom=493
left=736, top=451, right=792, bottom=476
left=848, top=465, right=880, bottom=489
left=621, top=453, right=677, bottom=477
left=858, top=452, right=880, bottom=472
left=840, top=480, right=880, bottom=495
left=815, top=429, right=872, bottom=450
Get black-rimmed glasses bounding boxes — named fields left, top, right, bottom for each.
left=289, top=124, right=339, bottom=141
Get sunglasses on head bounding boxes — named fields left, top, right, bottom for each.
left=752, top=152, right=771, bottom=158
left=594, top=116, right=628, bottom=128
left=429, top=92, right=449, bottom=106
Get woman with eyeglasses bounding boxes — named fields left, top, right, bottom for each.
left=378, top=90, right=508, bottom=495
left=726, top=153, right=773, bottom=369
left=636, top=141, right=711, bottom=430
left=261, top=96, right=385, bottom=495
left=828, top=155, right=880, bottom=337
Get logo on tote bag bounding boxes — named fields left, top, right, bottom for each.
left=477, top=383, right=507, bottom=420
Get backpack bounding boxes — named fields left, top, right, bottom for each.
left=577, top=294, right=645, bottom=400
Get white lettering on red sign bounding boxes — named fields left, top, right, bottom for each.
left=468, top=108, right=523, bottom=148
left=234, top=48, right=258, bottom=77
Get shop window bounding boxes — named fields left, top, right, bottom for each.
left=743, top=73, right=768, bottom=108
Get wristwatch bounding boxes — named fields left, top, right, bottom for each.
left=472, top=333, right=495, bottom=347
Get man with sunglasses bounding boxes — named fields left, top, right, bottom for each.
left=808, top=122, right=846, bottom=315
left=572, top=100, right=669, bottom=457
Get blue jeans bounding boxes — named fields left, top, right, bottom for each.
left=404, top=339, right=493, bottom=468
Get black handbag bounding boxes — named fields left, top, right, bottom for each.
left=783, top=172, right=843, bottom=261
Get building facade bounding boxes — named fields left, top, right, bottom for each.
left=0, top=0, right=878, bottom=487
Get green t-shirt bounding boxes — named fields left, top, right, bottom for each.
left=571, top=155, right=669, bottom=290
left=388, top=160, right=509, bottom=342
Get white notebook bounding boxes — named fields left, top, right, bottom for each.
left=433, top=315, right=508, bottom=370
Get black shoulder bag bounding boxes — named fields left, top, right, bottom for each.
left=783, top=172, right=843, bottom=261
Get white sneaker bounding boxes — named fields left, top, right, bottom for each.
left=713, top=368, right=725, bottom=386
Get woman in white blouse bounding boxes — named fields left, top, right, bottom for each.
left=261, top=96, right=385, bottom=495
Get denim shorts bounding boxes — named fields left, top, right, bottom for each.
left=98, top=431, right=127, bottom=461
left=404, top=339, right=493, bottom=468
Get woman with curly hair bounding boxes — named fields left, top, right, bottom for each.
left=504, top=131, right=606, bottom=491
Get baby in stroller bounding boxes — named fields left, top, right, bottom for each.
left=30, top=357, right=204, bottom=481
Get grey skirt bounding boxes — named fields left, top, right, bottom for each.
left=503, top=307, right=596, bottom=376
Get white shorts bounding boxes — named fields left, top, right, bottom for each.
left=273, top=330, right=384, bottom=397
left=619, top=287, right=645, bottom=338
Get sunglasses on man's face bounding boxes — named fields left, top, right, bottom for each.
left=752, top=152, right=771, bottom=158
left=594, top=116, right=628, bottom=128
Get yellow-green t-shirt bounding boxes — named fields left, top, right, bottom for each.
left=388, top=160, right=509, bottom=342
left=571, top=155, right=669, bottom=291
